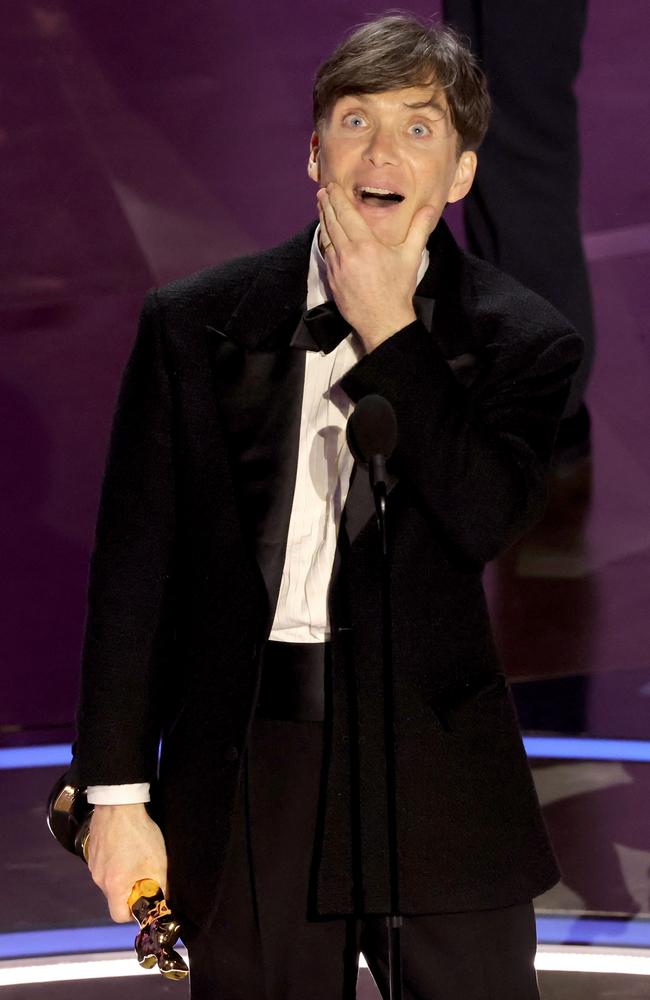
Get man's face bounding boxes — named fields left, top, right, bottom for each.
left=308, top=84, right=476, bottom=245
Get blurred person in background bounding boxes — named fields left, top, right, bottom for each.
left=443, top=0, right=594, bottom=472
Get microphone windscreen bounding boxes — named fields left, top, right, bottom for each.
left=346, top=394, right=397, bottom=463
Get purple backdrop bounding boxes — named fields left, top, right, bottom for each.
left=1, top=1, right=649, bottom=742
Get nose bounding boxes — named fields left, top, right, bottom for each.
left=362, top=125, right=400, bottom=167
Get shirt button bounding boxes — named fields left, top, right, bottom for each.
left=223, top=745, right=239, bottom=763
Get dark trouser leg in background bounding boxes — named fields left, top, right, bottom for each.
left=361, top=902, right=540, bottom=1000
left=444, top=0, right=594, bottom=441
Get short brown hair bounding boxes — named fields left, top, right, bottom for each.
left=312, top=14, right=490, bottom=153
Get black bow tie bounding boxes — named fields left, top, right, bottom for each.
left=291, top=296, right=435, bottom=354
left=293, top=301, right=352, bottom=354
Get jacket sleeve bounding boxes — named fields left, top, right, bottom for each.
left=74, top=290, right=176, bottom=787
left=340, top=317, right=584, bottom=566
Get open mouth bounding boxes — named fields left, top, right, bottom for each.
left=354, top=185, right=405, bottom=208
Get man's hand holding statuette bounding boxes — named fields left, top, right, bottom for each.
left=87, top=803, right=168, bottom=923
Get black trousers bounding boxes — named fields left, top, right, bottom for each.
left=185, top=718, right=540, bottom=999
left=443, top=0, right=595, bottom=420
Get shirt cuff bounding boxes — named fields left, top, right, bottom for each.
left=86, top=783, right=150, bottom=805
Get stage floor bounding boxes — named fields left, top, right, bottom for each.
left=2, top=964, right=650, bottom=1000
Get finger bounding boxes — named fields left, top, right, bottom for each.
left=107, top=887, right=133, bottom=923
left=326, top=182, right=372, bottom=241
left=318, top=203, right=335, bottom=259
left=317, top=186, right=351, bottom=250
left=403, top=204, right=437, bottom=253
left=86, top=838, right=97, bottom=870
left=109, top=900, right=132, bottom=922
left=318, top=206, right=338, bottom=275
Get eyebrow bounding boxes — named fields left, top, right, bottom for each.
left=402, top=100, right=448, bottom=116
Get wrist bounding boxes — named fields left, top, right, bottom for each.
left=356, top=309, right=417, bottom=352
left=93, top=802, right=148, bottom=815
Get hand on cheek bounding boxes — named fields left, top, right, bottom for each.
left=316, top=183, right=435, bottom=353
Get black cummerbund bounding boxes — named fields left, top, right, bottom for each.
left=255, top=641, right=327, bottom=722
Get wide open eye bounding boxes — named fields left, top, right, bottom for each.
left=408, top=122, right=431, bottom=137
left=343, top=113, right=367, bottom=128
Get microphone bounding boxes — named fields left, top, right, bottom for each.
left=346, top=394, right=397, bottom=492
left=348, top=396, right=402, bottom=979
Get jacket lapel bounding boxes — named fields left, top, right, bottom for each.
left=340, top=291, right=436, bottom=549
left=207, top=223, right=316, bottom=628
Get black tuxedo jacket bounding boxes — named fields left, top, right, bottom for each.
left=74, top=219, right=583, bottom=931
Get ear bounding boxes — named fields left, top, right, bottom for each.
left=307, top=131, right=320, bottom=184
left=446, top=150, right=477, bottom=205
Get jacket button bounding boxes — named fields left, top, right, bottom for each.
left=223, top=745, right=239, bottom=763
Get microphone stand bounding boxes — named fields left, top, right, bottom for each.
left=370, top=454, right=403, bottom=1000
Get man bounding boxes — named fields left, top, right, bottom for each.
left=443, top=0, right=594, bottom=466
left=74, top=15, right=583, bottom=999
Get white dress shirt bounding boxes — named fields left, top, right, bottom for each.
left=267, top=233, right=364, bottom=642
left=86, top=228, right=429, bottom=805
